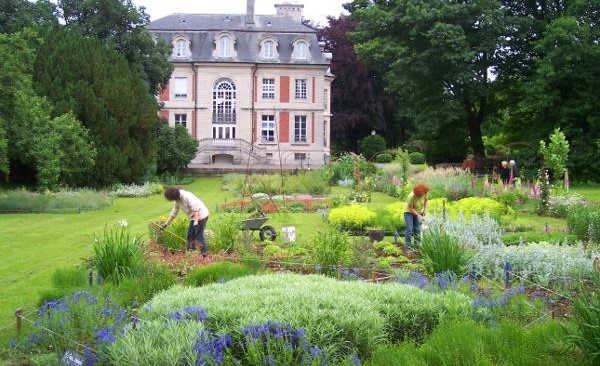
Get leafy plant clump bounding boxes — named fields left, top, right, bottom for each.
left=0, top=188, right=112, bottom=213
left=92, top=223, right=145, bottom=284
left=425, top=213, right=504, bottom=249
left=310, top=226, right=352, bottom=274
left=112, top=182, right=163, bottom=198
left=184, top=261, right=257, bottom=286
left=368, top=320, right=580, bottom=366
left=146, top=274, right=472, bottom=360
left=150, top=215, right=189, bottom=252
left=427, top=197, right=513, bottom=220
left=409, top=152, right=426, bottom=164
left=471, top=243, right=597, bottom=288
left=567, top=205, right=600, bottom=243
left=209, top=213, right=245, bottom=253
left=328, top=205, right=376, bottom=233
left=419, top=228, right=472, bottom=276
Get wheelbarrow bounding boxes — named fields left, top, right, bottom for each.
left=241, top=216, right=277, bottom=241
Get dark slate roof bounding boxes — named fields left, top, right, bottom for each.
left=148, top=14, right=329, bottom=65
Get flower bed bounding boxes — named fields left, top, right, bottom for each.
left=221, top=196, right=329, bottom=214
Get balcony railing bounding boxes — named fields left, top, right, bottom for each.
left=212, top=112, right=236, bottom=124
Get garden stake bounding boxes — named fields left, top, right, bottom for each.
left=131, top=308, right=138, bottom=329
left=88, top=270, right=93, bottom=287
left=15, top=308, right=22, bottom=333
left=504, top=262, right=511, bottom=288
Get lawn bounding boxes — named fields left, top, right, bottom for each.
left=0, top=177, right=229, bottom=342
left=572, top=186, right=600, bottom=203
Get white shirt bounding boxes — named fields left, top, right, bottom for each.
left=168, top=190, right=209, bottom=220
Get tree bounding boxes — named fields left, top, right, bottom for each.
left=348, top=0, right=508, bottom=158
left=56, top=0, right=172, bottom=95
left=155, top=121, right=199, bottom=176
left=0, top=30, right=95, bottom=189
left=0, top=0, right=56, bottom=34
left=503, top=0, right=600, bottom=181
left=317, top=17, right=395, bottom=151
left=539, top=128, right=570, bottom=183
left=34, top=27, right=157, bottom=186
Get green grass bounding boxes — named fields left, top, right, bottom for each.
left=572, top=187, right=600, bottom=203
left=0, top=177, right=229, bottom=344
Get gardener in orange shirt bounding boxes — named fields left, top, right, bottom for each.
left=160, top=187, right=210, bottom=257
left=404, top=183, right=429, bottom=248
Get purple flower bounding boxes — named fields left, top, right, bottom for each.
left=96, top=327, right=116, bottom=344
left=351, top=354, right=362, bottom=366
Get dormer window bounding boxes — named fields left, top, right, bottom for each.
left=260, top=38, right=279, bottom=60
left=292, top=39, right=310, bottom=61
left=214, top=33, right=237, bottom=59
left=173, top=37, right=190, bottom=58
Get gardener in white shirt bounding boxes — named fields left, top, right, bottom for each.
left=160, top=187, right=210, bottom=257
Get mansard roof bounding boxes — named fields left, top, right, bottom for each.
left=148, top=14, right=329, bottom=65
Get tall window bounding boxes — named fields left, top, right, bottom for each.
left=218, top=36, right=231, bottom=57
left=294, top=115, right=307, bottom=143
left=212, top=79, right=236, bottom=123
left=323, top=121, right=328, bottom=147
left=261, top=115, right=276, bottom=143
left=324, top=89, right=328, bottom=109
left=175, top=114, right=187, bottom=128
left=175, top=39, right=188, bottom=57
left=295, top=79, right=307, bottom=100
left=173, top=77, right=187, bottom=99
left=263, top=40, right=274, bottom=59
left=294, top=41, right=307, bottom=59
left=262, top=78, right=275, bottom=99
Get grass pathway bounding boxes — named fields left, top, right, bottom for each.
left=0, top=178, right=229, bottom=340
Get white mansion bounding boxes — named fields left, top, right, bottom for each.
left=148, top=1, right=333, bottom=170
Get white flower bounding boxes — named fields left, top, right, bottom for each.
left=117, top=219, right=128, bottom=228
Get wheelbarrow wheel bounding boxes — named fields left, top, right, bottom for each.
left=259, top=225, right=277, bottom=241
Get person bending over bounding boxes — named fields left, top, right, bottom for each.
left=161, top=187, right=210, bottom=257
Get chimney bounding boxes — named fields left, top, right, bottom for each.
left=274, top=2, right=304, bottom=23
left=246, top=0, right=255, bottom=24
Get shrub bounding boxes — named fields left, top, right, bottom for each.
left=425, top=213, right=504, bottom=249
left=156, top=122, right=199, bottom=176
left=112, top=182, right=163, bottom=198
left=37, top=267, right=89, bottom=306
left=419, top=228, right=472, bottom=276
left=375, top=153, right=393, bottom=163
left=359, top=134, right=387, bottom=160
left=17, top=291, right=130, bottom=362
left=184, top=261, right=257, bottom=286
left=547, top=193, right=586, bottom=218
left=0, top=188, right=111, bottom=212
left=146, top=274, right=472, bottom=360
left=569, top=278, right=600, bottom=364
left=381, top=202, right=406, bottom=230
left=310, top=226, right=352, bottom=274
left=471, top=243, right=597, bottom=287
left=328, top=205, right=376, bottom=233
left=427, top=197, right=513, bottom=220
left=411, top=167, right=473, bottom=200
left=329, top=153, right=376, bottom=183
left=111, top=263, right=176, bottom=306
left=368, top=320, right=579, bottom=366
left=409, top=152, right=426, bottom=164
left=567, top=205, right=600, bottom=242
left=150, top=215, right=189, bottom=252
left=209, top=213, right=245, bottom=253
left=92, top=223, right=144, bottom=284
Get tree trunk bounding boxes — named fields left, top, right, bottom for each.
left=465, top=97, right=486, bottom=158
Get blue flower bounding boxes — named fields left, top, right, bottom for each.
left=9, top=339, right=15, bottom=348
left=96, top=328, right=116, bottom=344
left=351, top=354, right=362, bottom=366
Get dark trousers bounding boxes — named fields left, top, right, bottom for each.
left=187, top=217, right=208, bottom=255
left=404, top=212, right=421, bottom=248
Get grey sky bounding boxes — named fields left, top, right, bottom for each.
left=134, top=0, right=348, bottom=25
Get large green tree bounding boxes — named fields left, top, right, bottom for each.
left=0, top=0, right=56, bottom=34
left=34, top=27, right=157, bottom=186
left=56, top=0, right=172, bottom=95
left=0, top=30, right=96, bottom=189
left=348, top=0, right=508, bottom=159
left=505, top=1, right=600, bottom=180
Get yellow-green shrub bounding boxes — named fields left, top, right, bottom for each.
left=384, top=201, right=407, bottom=228
left=328, top=205, right=376, bottom=232
left=427, top=197, right=513, bottom=220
